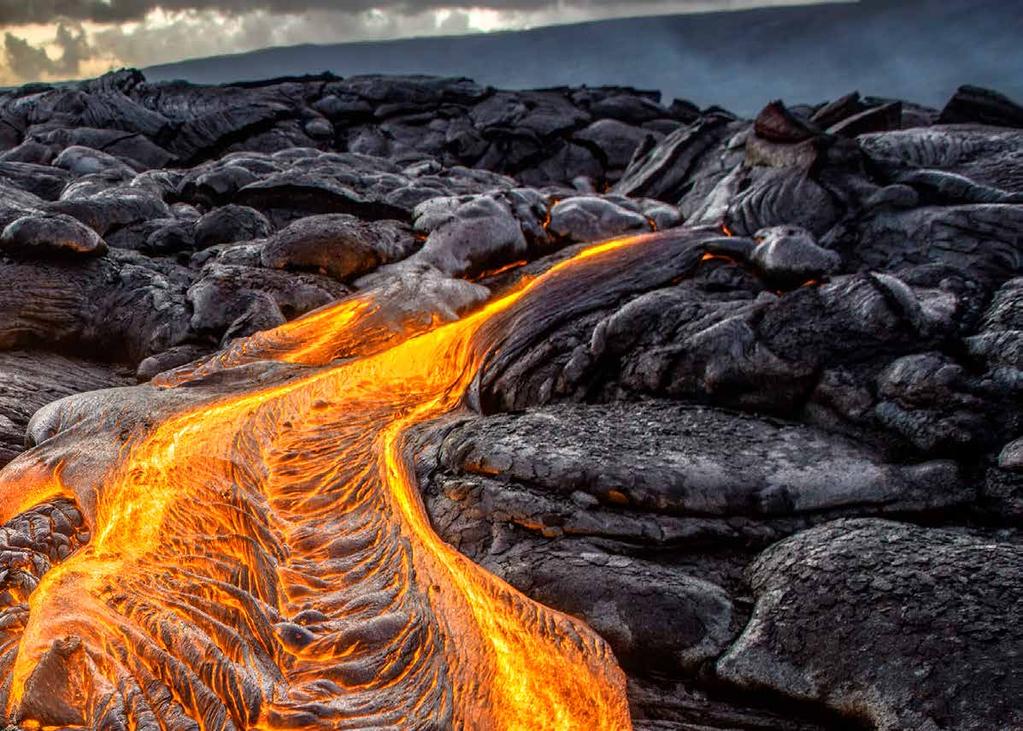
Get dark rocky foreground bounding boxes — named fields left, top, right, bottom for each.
left=2, top=70, right=1023, bottom=729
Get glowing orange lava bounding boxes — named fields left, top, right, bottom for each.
left=0, top=235, right=647, bottom=729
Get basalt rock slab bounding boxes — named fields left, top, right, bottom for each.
left=424, top=402, right=968, bottom=544
left=615, top=116, right=740, bottom=202
left=547, top=196, right=652, bottom=243
left=748, top=226, right=840, bottom=287
left=355, top=261, right=491, bottom=327
left=483, top=544, right=736, bottom=676
left=873, top=352, right=995, bottom=455
left=575, top=119, right=662, bottom=178
left=0, top=213, right=107, bottom=257
left=826, top=101, right=902, bottom=138
left=261, top=213, right=416, bottom=281
left=720, top=168, right=840, bottom=238
left=105, top=216, right=196, bottom=255
left=0, top=70, right=673, bottom=189
left=836, top=203, right=1023, bottom=284
left=478, top=256, right=976, bottom=420
left=188, top=263, right=350, bottom=342
left=718, top=519, right=1023, bottom=731
left=417, top=398, right=975, bottom=728
left=0, top=161, right=70, bottom=200
left=0, top=181, right=46, bottom=216
left=234, top=170, right=409, bottom=223
left=965, top=276, right=1023, bottom=373
left=46, top=186, right=172, bottom=236
left=407, top=194, right=530, bottom=277
left=193, top=204, right=274, bottom=249
left=859, top=126, right=1023, bottom=194
left=939, top=85, right=1023, bottom=128
left=135, top=343, right=215, bottom=383
left=26, top=126, right=174, bottom=169
left=52, top=144, right=138, bottom=179
left=0, top=351, right=132, bottom=466
left=0, top=249, right=193, bottom=362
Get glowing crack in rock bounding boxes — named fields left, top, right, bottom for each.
left=0, top=234, right=656, bottom=729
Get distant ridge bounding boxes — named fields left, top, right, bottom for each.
left=146, top=0, right=1023, bottom=115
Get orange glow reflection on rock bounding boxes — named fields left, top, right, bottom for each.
left=4, top=236, right=646, bottom=729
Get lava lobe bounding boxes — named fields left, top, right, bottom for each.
left=0, top=234, right=653, bottom=730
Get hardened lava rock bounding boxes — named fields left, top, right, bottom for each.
left=0, top=70, right=1022, bottom=729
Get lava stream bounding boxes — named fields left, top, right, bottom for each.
left=0, top=234, right=653, bottom=730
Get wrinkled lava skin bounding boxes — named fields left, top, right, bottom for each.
left=0, top=235, right=650, bottom=730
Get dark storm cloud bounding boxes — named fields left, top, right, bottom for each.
left=4, top=0, right=548, bottom=25
left=1, top=0, right=837, bottom=84
left=1, top=0, right=730, bottom=25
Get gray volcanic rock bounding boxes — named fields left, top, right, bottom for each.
left=429, top=402, right=967, bottom=527
left=135, top=344, right=214, bottom=383
left=0, top=70, right=673, bottom=190
left=419, top=400, right=974, bottom=729
left=547, top=196, right=652, bottom=243
left=194, top=204, right=273, bottom=249
left=486, top=545, right=735, bottom=675
left=839, top=204, right=1023, bottom=284
left=408, top=194, right=529, bottom=277
left=105, top=217, right=195, bottom=255
left=966, top=277, right=1023, bottom=373
left=575, top=119, right=661, bottom=177
left=188, top=263, right=350, bottom=342
left=859, top=126, right=1023, bottom=195
left=52, top=145, right=138, bottom=179
left=0, top=181, right=46, bottom=217
left=478, top=257, right=975, bottom=420
left=471, top=90, right=589, bottom=138
left=0, top=250, right=193, bottom=361
left=356, top=261, right=490, bottom=327
left=718, top=519, right=1023, bottom=731
left=873, top=352, right=992, bottom=454
left=940, top=85, right=1023, bottom=128
left=261, top=213, right=416, bottom=281
left=0, top=351, right=132, bottom=466
left=721, top=168, right=839, bottom=238
left=234, top=170, right=407, bottom=223
left=181, top=162, right=260, bottom=205
left=28, top=127, right=174, bottom=170
left=2, top=70, right=1023, bottom=731
left=615, top=116, right=740, bottom=201
left=749, top=226, right=840, bottom=288
left=0, top=213, right=107, bottom=257
left=0, top=161, right=69, bottom=201
left=47, top=187, right=171, bottom=236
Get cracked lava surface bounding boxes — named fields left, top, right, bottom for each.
left=0, top=235, right=644, bottom=730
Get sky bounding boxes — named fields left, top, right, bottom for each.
left=0, top=0, right=838, bottom=85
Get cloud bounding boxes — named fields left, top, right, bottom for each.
left=54, top=22, right=91, bottom=71
left=0, top=1, right=841, bottom=84
left=2, top=32, right=54, bottom=80
left=6, top=1, right=537, bottom=25
left=0, top=0, right=830, bottom=25
left=87, top=7, right=486, bottom=71
left=3, top=22, right=90, bottom=80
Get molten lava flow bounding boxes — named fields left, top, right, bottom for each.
left=470, top=259, right=529, bottom=282
left=0, top=233, right=654, bottom=729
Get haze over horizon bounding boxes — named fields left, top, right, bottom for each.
left=0, top=0, right=844, bottom=86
